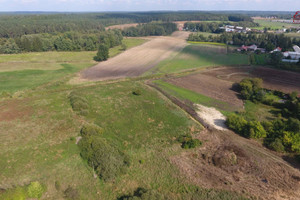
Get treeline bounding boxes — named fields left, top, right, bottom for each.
left=188, top=32, right=294, bottom=51
left=184, top=21, right=259, bottom=33
left=0, top=30, right=123, bottom=54
left=227, top=78, right=300, bottom=155
left=122, top=22, right=177, bottom=37
left=0, top=12, right=253, bottom=38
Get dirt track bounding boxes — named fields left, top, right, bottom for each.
left=81, top=31, right=189, bottom=81
left=105, top=23, right=139, bottom=30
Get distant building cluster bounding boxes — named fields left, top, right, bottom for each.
left=219, top=25, right=252, bottom=33
left=237, top=44, right=266, bottom=53
left=236, top=44, right=300, bottom=63
left=282, top=45, right=300, bottom=63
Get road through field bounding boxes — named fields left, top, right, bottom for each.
left=80, top=31, right=189, bottom=81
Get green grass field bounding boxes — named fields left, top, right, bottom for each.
left=0, top=80, right=247, bottom=199
left=0, top=38, right=146, bottom=94
left=153, top=80, right=238, bottom=114
left=253, top=19, right=300, bottom=30
left=145, top=43, right=249, bottom=75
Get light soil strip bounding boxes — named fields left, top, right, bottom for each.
left=80, top=31, right=190, bottom=81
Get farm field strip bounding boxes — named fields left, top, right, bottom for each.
left=80, top=31, right=190, bottom=81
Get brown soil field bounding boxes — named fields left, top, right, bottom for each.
left=166, top=66, right=300, bottom=111
left=204, top=66, right=300, bottom=94
left=171, top=129, right=300, bottom=200
left=105, top=23, right=139, bottom=30
left=167, top=71, right=244, bottom=110
left=81, top=31, right=189, bottom=81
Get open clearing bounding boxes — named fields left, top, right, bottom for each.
left=80, top=31, right=190, bottom=81
left=105, top=23, right=139, bottom=30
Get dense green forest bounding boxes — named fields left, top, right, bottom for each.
left=122, top=22, right=177, bottom=37
left=0, top=30, right=123, bottom=53
left=0, top=12, right=253, bottom=38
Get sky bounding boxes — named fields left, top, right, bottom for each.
left=0, top=0, right=299, bottom=12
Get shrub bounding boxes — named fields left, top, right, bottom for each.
left=78, top=136, right=129, bottom=181
left=268, top=138, right=285, bottom=152
left=177, top=135, right=202, bottom=149
left=226, top=114, right=248, bottom=135
left=55, top=181, right=61, bottom=191
left=64, top=186, right=80, bottom=200
left=246, top=121, right=267, bottom=139
left=68, top=92, right=89, bottom=115
left=132, top=89, right=142, bottom=96
left=80, top=124, right=103, bottom=137
left=27, top=181, right=44, bottom=199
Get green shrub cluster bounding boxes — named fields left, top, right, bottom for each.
left=226, top=114, right=266, bottom=139
left=229, top=78, right=300, bottom=155
left=177, top=135, right=202, bottom=149
left=69, top=91, right=89, bottom=116
left=238, top=78, right=264, bottom=101
left=78, top=124, right=129, bottom=182
left=0, top=181, right=46, bottom=200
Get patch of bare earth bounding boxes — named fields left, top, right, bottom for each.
left=80, top=31, right=189, bottom=81
left=170, top=129, right=300, bottom=200
left=167, top=71, right=244, bottom=111
left=195, top=104, right=227, bottom=131
left=105, top=23, right=139, bottom=30
left=203, top=66, right=300, bottom=94
left=0, top=99, right=33, bottom=122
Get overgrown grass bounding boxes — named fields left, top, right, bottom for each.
left=146, top=43, right=249, bottom=75
left=252, top=19, right=300, bottom=30
left=153, top=80, right=237, bottom=113
left=0, top=80, right=248, bottom=199
left=188, top=41, right=226, bottom=46
left=241, top=100, right=279, bottom=121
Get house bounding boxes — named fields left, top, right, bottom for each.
left=270, top=47, right=282, bottom=53
left=282, top=45, right=300, bottom=62
left=237, top=44, right=265, bottom=53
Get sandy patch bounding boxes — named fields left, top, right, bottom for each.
left=195, top=104, right=227, bottom=131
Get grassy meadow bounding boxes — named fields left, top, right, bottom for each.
left=0, top=38, right=146, bottom=94
left=145, top=43, right=249, bottom=75
left=253, top=19, right=300, bottom=30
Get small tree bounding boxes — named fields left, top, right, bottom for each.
left=94, top=44, right=109, bottom=61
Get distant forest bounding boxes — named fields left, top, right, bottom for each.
left=0, top=12, right=257, bottom=54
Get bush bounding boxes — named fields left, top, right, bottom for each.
left=177, top=135, right=202, bottom=149
left=64, top=186, right=80, bottom=200
left=27, top=181, right=44, bottom=199
left=78, top=136, right=130, bottom=181
left=268, top=138, right=285, bottom=152
left=246, top=121, right=267, bottom=139
left=55, top=181, right=61, bottom=191
left=80, top=124, right=103, bottom=137
left=68, top=92, right=90, bottom=115
left=226, top=114, right=248, bottom=135
left=132, top=89, right=142, bottom=96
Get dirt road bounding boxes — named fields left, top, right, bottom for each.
left=80, top=31, right=189, bottom=81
